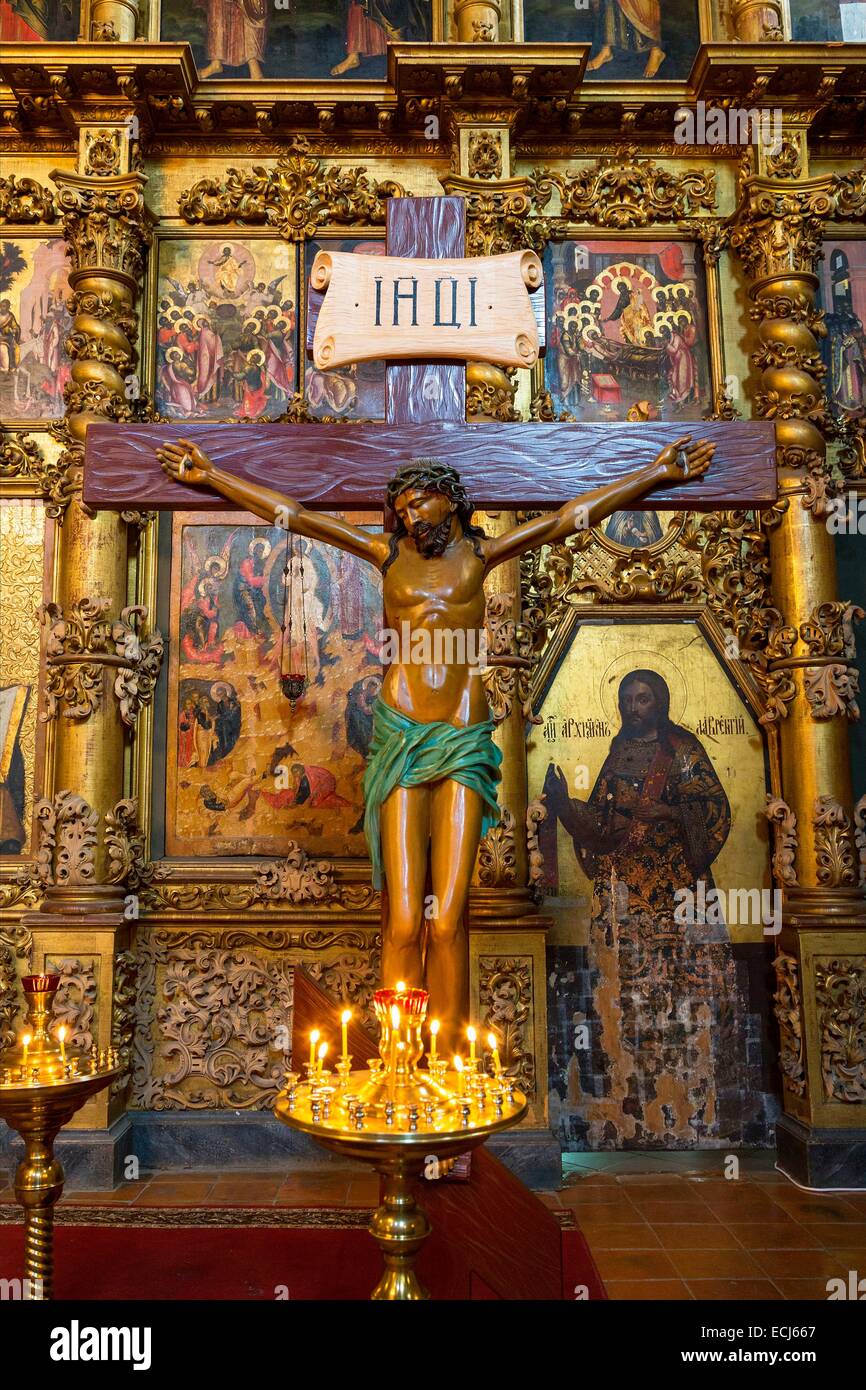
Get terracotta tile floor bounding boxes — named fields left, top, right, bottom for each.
left=543, top=1151, right=866, bottom=1300
left=1, top=1149, right=863, bottom=1300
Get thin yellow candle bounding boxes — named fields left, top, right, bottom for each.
left=21, top=1033, right=31, bottom=1068
left=340, top=1009, right=351, bottom=1061
left=57, top=1025, right=67, bottom=1065
left=317, top=1041, right=328, bottom=1075
left=388, top=1005, right=401, bottom=1101
left=309, top=1029, right=320, bottom=1072
left=488, top=1031, right=502, bottom=1075
left=453, top=1055, right=465, bottom=1097
left=429, top=1018, right=440, bottom=1061
left=467, top=1026, right=477, bottom=1063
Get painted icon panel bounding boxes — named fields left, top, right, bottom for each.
left=165, top=510, right=383, bottom=857
left=524, top=0, right=702, bottom=81
left=0, top=238, right=73, bottom=424
left=160, top=0, right=432, bottom=81
left=543, top=239, right=712, bottom=422
left=154, top=238, right=297, bottom=422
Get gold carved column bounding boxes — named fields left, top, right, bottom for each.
left=19, top=121, right=159, bottom=1170
left=730, top=150, right=866, bottom=1185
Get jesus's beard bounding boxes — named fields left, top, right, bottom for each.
left=412, top=516, right=452, bottom=558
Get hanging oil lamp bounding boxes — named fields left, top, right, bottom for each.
left=279, top=529, right=309, bottom=707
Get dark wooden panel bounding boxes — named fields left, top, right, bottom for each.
left=83, top=419, right=778, bottom=511
left=386, top=196, right=466, bottom=425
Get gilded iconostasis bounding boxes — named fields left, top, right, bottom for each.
left=1, top=0, right=865, bottom=1165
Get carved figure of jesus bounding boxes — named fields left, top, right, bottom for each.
left=157, top=434, right=714, bottom=1051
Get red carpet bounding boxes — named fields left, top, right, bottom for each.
left=0, top=1210, right=605, bottom=1300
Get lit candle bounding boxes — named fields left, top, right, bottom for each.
left=429, top=1018, right=440, bottom=1061
left=341, top=1009, right=351, bottom=1061
left=57, top=1025, right=67, bottom=1066
left=317, top=1041, right=328, bottom=1075
left=467, top=1026, right=477, bottom=1063
left=396, top=980, right=406, bottom=992
left=309, top=1029, right=320, bottom=1073
left=488, top=1031, right=502, bottom=1075
left=453, top=1056, right=465, bottom=1097
left=21, top=1033, right=31, bottom=1069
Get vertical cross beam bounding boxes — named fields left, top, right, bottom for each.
left=385, top=196, right=466, bottom=425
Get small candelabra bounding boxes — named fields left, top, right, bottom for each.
left=0, top=974, right=121, bottom=1300
left=274, top=986, right=526, bottom=1300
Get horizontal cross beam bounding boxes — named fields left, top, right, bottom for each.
left=83, top=420, right=777, bottom=513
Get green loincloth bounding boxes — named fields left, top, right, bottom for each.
left=362, top=698, right=503, bottom=890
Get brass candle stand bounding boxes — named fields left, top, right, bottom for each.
left=274, top=988, right=527, bottom=1300
left=0, top=975, right=120, bottom=1300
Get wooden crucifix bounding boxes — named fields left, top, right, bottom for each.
left=83, top=196, right=776, bottom=1051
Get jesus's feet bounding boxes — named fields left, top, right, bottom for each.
left=643, top=46, right=666, bottom=78
left=198, top=60, right=223, bottom=79
left=331, top=52, right=361, bottom=76
left=586, top=44, right=613, bottom=72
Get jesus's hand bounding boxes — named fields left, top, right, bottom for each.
left=653, top=435, right=715, bottom=484
left=157, top=438, right=214, bottom=486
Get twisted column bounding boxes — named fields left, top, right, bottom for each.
left=730, top=172, right=866, bottom=1183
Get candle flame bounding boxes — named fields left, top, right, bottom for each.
left=21, top=1033, right=31, bottom=1047
left=488, top=1032, right=497, bottom=1050
left=467, top=1026, right=476, bottom=1043
left=453, top=1055, right=464, bottom=1073
left=341, top=1009, right=351, bottom=1024
left=430, top=1019, right=440, bottom=1036
left=310, top=1029, right=320, bottom=1044
left=58, top=1025, right=67, bottom=1042
left=390, top=1004, right=401, bottom=1028
left=317, top=1042, right=328, bottom=1061
left=395, top=980, right=406, bottom=992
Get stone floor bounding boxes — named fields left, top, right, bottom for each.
left=2, top=1148, right=864, bottom=1300
left=544, top=1150, right=866, bottom=1300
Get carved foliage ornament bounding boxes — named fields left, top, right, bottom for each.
left=177, top=150, right=406, bottom=240
left=468, top=130, right=503, bottom=181
left=813, top=797, right=858, bottom=889
left=40, top=599, right=164, bottom=726
left=765, top=795, right=799, bottom=888
left=529, top=148, right=715, bottom=230
left=55, top=179, right=154, bottom=281
left=815, top=958, right=866, bottom=1104
left=0, top=175, right=55, bottom=224
left=772, top=951, right=806, bottom=1099
left=479, top=956, right=535, bottom=1098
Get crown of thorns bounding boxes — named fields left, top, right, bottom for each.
left=386, top=459, right=471, bottom=514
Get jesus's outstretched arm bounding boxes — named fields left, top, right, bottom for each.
left=157, top=438, right=390, bottom=568
left=482, top=435, right=715, bottom=572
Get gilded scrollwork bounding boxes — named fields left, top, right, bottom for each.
left=765, top=795, right=799, bottom=888
left=48, top=956, right=98, bottom=1052
left=468, top=130, right=502, bottom=180
left=526, top=794, right=547, bottom=903
left=0, top=174, right=56, bottom=223
left=304, top=951, right=381, bottom=1034
left=0, top=924, right=31, bottom=1048
left=111, top=949, right=137, bottom=1096
left=814, top=958, right=866, bottom=1103
left=477, top=808, right=517, bottom=888
left=528, top=147, right=715, bottom=229
left=33, top=790, right=99, bottom=888
left=40, top=599, right=164, bottom=726
left=479, top=955, right=535, bottom=1097
left=177, top=148, right=406, bottom=239
left=482, top=590, right=537, bottom=724
left=772, top=951, right=806, bottom=1099
left=0, top=430, right=45, bottom=484
left=131, top=938, right=295, bottom=1110
left=855, top=795, right=866, bottom=889
left=813, top=796, right=858, bottom=889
